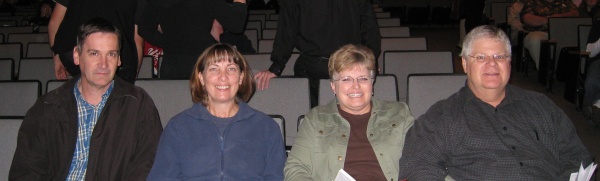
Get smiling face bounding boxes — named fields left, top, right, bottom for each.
left=462, top=37, right=511, bottom=95
left=198, top=59, right=244, bottom=105
left=331, top=64, right=373, bottom=115
left=74, top=32, right=121, bottom=91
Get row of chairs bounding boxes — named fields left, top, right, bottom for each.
left=0, top=72, right=464, bottom=147
left=0, top=58, right=54, bottom=92
left=0, top=26, right=49, bottom=43
left=0, top=73, right=465, bottom=179
left=243, top=22, right=406, bottom=53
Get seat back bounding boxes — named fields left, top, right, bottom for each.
left=578, top=25, right=592, bottom=51
left=379, top=37, right=428, bottom=72
left=18, top=58, right=54, bottom=93
left=383, top=51, right=454, bottom=102
left=258, top=39, right=274, bottom=53
left=135, top=79, right=192, bottom=127
left=375, top=12, right=391, bottom=18
left=485, top=0, right=510, bottom=17
left=548, top=17, right=592, bottom=59
left=246, top=21, right=262, bottom=39
left=265, top=20, right=278, bottom=29
left=246, top=53, right=272, bottom=75
left=249, top=9, right=276, bottom=17
left=248, top=14, right=266, bottom=29
left=245, top=53, right=299, bottom=76
left=248, top=77, right=310, bottom=146
left=46, top=79, right=67, bottom=93
left=0, top=59, right=14, bottom=80
left=7, top=33, right=49, bottom=54
left=0, top=43, right=22, bottom=77
left=377, top=18, right=401, bottom=27
left=379, top=27, right=410, bottom=37
left=0, top=81, right=41, bottom=117
left=0, top=118, right=23, bottom=179
left=26, top=42, right=52, bottom=58
left=262, top=29, right=277, bottom=39
left=490, top=2, right=512, bottom=25
left=138, top=56, right=154, bottom=79
left=0, top=26, right=33, bottom=39
left=244, top=29, right=259, bottom=52
left=407, top=73, right=466, bottom=119
left=318, top=74, right=399, bottom=105
left=269, top=114, right=286, bottom=146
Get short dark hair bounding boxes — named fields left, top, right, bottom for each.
left=76, top=17, right=121, bottom=54
left=190, top=43, right=254, bottom=105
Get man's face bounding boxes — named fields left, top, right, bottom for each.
left=74, top=32, right=121, bottom=90
left=462, top=38, right=511, bottom=94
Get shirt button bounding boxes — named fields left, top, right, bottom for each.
left=319, top=130, right=323, bottom=134
left=503, top=127, right=507, bottom=131
left=519, top=162, right=524, bottom=166
left=380, top=153, right=383, bottom=156
left=338, top=156, right=343, bottom=160
left=342, top=134, right=346, bottom=138
left=369, top=133, right=374, bottom=136
left=392, top=124, right=397, bottom=127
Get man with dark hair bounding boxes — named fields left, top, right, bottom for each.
left=49, top=0, right=145, bottom=83
left=10, top=18, right=163, bottom=180
left=399, top=25, right=592, bottom=180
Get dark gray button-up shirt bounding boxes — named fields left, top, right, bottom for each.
left=399, top=85, right=592, bottom=180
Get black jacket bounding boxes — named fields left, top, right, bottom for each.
left=10, top=77, right=163, bottom=180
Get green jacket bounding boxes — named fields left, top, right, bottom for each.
left=285, top=99, right=414, bottom=181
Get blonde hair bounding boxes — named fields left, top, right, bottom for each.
left=328, top=44, right=376, bottom=81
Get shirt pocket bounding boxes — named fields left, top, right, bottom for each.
left=314, top=126, right=337, bottom=153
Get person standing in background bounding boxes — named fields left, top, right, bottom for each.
left=49, top=0, right=146, bottom=83
left=138, top=0, right=247, bottom=79
left=253, top=0, right=381, bottom=107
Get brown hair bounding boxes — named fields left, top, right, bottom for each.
left=76, top=17, right=121, bottom=54
left=328, top=44, right=376, bottom=81
left=190, top=43, right=254, bottom=105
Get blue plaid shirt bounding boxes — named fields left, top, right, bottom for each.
left=66, top=79, right=114, bottom=180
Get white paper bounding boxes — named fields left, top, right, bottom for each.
left=569, top=162, right=597, bottom=181
left=334, top=169, right=356, bottom=181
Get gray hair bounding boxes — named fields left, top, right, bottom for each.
left=460, top=25, right=511, bottom=57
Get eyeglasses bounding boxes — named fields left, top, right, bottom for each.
left=467, top=54, right=511, bottom=62
left=334, top=76, right=373, bottom=85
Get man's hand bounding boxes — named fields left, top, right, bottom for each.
left=53, top=55, right=69, bottom=79
left=253, top=70, right=277, bottom=90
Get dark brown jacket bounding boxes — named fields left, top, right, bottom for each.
left=9, top=77, right=162, bottom=180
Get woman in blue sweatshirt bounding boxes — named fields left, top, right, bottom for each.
left=148, top=43, right=286, bottom=180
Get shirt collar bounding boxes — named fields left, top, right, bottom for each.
left=73, top=78, right=115, bottom=106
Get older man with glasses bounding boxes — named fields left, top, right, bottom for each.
left=398, top=25, right=592, bottom=180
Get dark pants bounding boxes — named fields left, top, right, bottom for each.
left=160, top=53, right=198, bottom=80
left=60, top=50, right=137, bottom=83
left=584, top=60, right=600, bottom=107
left=293, top=54, right=330, bottom=108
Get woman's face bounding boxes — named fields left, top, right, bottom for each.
left=330, top=64, right=373, bottom=115
left=199, top=60, right=243, bottom=105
